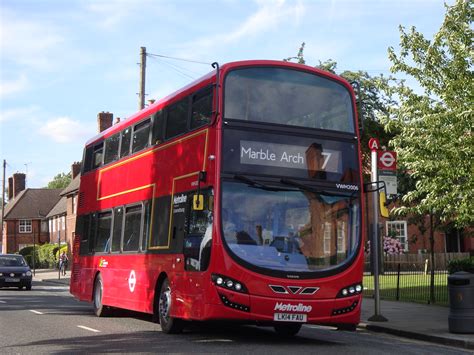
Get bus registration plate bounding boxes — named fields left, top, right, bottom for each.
left=274, top=313, right=307, bottom=322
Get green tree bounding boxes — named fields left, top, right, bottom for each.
left=384, top=0, right=473, bottom=228
left=47, top=172, right=72, bottom=189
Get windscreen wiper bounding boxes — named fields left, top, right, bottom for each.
left=233, top=175, right=292, bottom=192
left=280, top=178, right=342, bottom=197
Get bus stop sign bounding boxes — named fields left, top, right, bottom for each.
left=378, top=151, right=397, bottom=171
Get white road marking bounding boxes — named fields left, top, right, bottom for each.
left=29, top=310, right=44, bottom=315
left=0, top=300, right=6, bottom=303
left=34, top=285, right=69, bottom=290
left=77, top=325, right=101, bottom=333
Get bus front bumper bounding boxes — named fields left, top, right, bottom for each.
left=203, top=290, right=361, bottom=325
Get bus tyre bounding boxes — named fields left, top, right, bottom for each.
left=274, top=323, right=302, bottom=336
left=93, top=274, right=110, bottom=317
left=158, top=278, right=184, bottom=334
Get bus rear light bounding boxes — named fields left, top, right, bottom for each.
left=211, top=274, right=248, bottom=294
left=332, top=300, right=359, bottom=316
left=337, top=283, right=363, bottom=298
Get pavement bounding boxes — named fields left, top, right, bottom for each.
left=32, top=269, right=474, bottom=350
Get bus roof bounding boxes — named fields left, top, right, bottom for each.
left=85, top=60, right=351, bottom=147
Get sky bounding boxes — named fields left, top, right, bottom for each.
left=0, top=0, right=449, bottom=189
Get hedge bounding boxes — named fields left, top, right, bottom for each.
left=19, top=243, right=62, bottom=268
left=447, top=257, right=474, bottom=274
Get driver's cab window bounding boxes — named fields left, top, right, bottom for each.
left=183, top=189, right=213, bottom=271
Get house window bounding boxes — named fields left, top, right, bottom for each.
left=19, top=220, right=32, bottom=233
left=386, top=221, right=408, bottom=252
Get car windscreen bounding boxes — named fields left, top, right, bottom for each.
left=0, top=256, right=26, bottom=267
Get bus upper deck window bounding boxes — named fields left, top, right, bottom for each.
left=166, top=98, right=188, bottom=139
left=83, top=146, right=93, bottom=173
left=92, top=142, right=104, bottom=169
left=132, top=118, right=151, bottom=153
left=191, top=87, right=212, bottom=129
left=104, top=133, right=120, bottom=165
left=120, top=128, right=132, bottom=158
left=152, top=110, right=164, bottom=145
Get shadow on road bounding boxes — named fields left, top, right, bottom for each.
left=7, top=325, right=343, bottom=354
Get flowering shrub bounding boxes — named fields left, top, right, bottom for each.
left=364, top=237, right=405, bottom=255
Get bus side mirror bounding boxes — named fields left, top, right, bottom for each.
left=379, top=191, right=389, bottom=218
left=193, top=195, right=204, bottom=211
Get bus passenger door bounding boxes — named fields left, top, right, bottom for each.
left=181, top=189, right=213, bottom=319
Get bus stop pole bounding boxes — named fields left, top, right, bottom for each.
left=368, top=150, right=387, bottom=322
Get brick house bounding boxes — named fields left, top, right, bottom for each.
left=1, top=173, right=62, bottom=254
left=45, top=196, right=67, bottom=247
left=59, top=163, right=81, bottom=258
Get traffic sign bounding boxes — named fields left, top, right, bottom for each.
left=378, top=151, right=397, bottom=170
left=368, top=138, right=380, bottom=151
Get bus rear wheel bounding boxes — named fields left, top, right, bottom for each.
left=93, top=274, right=111, bottom=317
left=274, top=323, right=302, bottom=336
left=158, top=278, right=184, bottom=334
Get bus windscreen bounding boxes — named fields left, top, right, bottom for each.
left=221, top=181, right=360, bottom=276
left=224, top=67, right=355, bottom=133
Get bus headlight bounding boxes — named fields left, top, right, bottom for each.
left=211, top=274, right=248, bottom=294
left=337, top=283, right=363, bottom=298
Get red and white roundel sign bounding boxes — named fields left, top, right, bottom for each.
left=378, top=151, right=397, bottom=170
left=368, top=138, right=380, bottom=151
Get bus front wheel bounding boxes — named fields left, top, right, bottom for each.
left=158, top=278, right=184, bottom=334
left=274, top=323, right=302, bottom=336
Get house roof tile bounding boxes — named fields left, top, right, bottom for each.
left=60, top=175, right=80, bottom=196
left=45, top=196, right=67, bottom=218
left=3, top=188, right=62, bottom=220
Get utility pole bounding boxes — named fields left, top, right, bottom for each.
left=1, top=160, right=5, bottom=254
left=138, top=46, right=147, bottom=110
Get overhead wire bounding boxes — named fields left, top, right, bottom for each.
left=148, top=56, right=195, bottom=80
left=146, top=52, right=211, bottom=66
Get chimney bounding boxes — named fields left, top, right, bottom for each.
left=97, top=111, right=113, bottom=133
left=71, top=161, right=81, bottom=179
left=12, top=173, right=26, bottom=199
left=8, top=177, right=13, bottom=200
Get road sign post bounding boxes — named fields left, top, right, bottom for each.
left=368, top=139, right=388, bottom=322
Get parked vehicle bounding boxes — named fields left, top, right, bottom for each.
left=0, top=254, right=32, bottom=290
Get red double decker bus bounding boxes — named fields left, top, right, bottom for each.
left=71, top=60, right=365, bottom=336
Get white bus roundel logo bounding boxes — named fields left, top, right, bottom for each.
left=129, top=270, right=136, bottom=292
